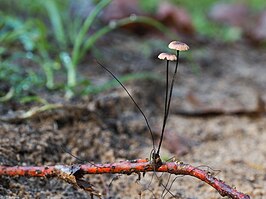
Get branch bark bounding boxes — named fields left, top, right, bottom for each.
left=0, top=159, right=250, bottom=199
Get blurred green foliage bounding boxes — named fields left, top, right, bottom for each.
left=1, top=0, right=113, bottom=99
left=139, top=0, right=159, bottom=13
left=0, top=0, right=169, bottom=101
left=2, top=0, right=265, bottom=102
left=173, top=0, right=266, bottom=41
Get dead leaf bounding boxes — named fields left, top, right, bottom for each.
left=101, top=0, right=195, bottom=35
left=156, top=2, right=195, bottom=35
left=245, top=10, right=266, bottom=43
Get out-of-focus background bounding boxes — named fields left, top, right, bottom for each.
left=0, top=0, right=265, bottom=198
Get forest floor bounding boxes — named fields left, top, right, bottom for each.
left=0, top=32, right=265, bottom=198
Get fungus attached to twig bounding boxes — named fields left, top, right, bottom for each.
left=154, top=52, right=177, bottom=165
left=156, top=41, right=189, bottom=157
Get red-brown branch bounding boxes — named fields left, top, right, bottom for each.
left=0, top=159, right=250, bottom=199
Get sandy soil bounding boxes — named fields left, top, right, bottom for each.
left=0, top=33, right=265, bottom=198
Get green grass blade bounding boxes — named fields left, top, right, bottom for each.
left=72, top=0, right=111, bottom=66
left=43, top=0, right=66, bottom=48
left=0, top=87, right=14, bottom=102
left=60, top=52, right=76, bottom=88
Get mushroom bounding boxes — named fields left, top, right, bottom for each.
left=167, top=40, right=189, bottom=76
left=156, top=41, right=189, bottom=157
left=158, top=52, right=177, bottom=61
left=168, top=41, right=189, bottom=51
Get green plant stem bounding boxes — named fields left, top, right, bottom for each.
left=0, top=87, right=14, bottom=102
left=60, top=52, right=76, bottom=98
left=60, top=52, right=75, bottom=88
left=72, top=0, right=112, bottom=66
left=43, top=0, right=66, bottom=48
left=42, top=62, right=54, bottom=89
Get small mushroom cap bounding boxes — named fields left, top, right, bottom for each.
left=158, top=53, right=177, bottom=61
left=168, top=41, right=189, bottom=51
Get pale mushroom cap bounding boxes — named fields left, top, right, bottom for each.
left=158, top=53, right=177, bottom=61
left=168, top=41, right=189, bottom=51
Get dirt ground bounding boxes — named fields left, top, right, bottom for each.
left=0, top=33, right=266, bottom=198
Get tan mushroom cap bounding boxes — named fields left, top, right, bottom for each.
left=158, top=53, right=177, bottom=61
left=168, top=41, right=189, bottom=51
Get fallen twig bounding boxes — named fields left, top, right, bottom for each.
left=0, top=159, right=250, bottom=199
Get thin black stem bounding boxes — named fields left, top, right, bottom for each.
left=165, top=50, right=179, bottom=119
left=157, top=60, right=169, bottom=154
left=96, top=60, right=155, bottom=151
left=156, top=51, right=180, bottom=155
left=164, top=60, right=169, bottom=129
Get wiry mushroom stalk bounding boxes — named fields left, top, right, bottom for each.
left=96, top=60, right=157, bottom=152
left=156, top=41, right=189, bottom=158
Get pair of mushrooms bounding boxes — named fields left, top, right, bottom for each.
left=155, top=41, right=189, bottom=156
left=158, top=41, right=189, bottom=61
